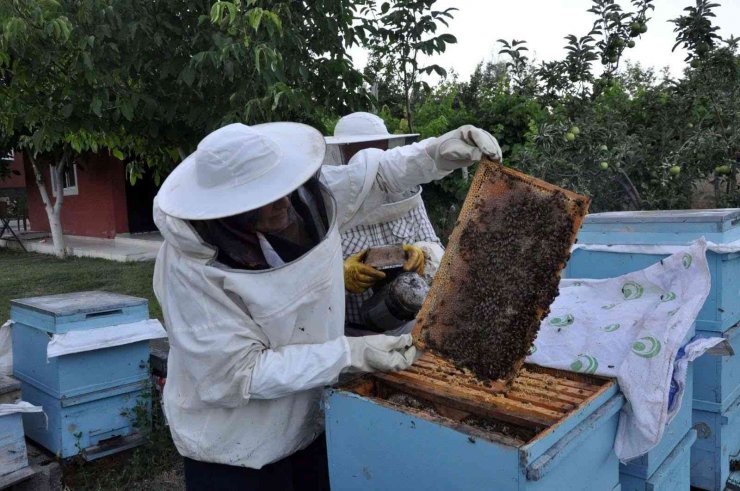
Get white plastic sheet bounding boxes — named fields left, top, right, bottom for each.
left=0, top=320, right=13, bottom=376
left=571, top=237, right=740, bottom=255
left=46, top=319, right=166, bottom=358
left=527, top=240, right=723, bottom=461
left=0, top=401, right=42, bottom=416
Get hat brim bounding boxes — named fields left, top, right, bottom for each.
left=325, top=133, right=419, bottom=145
left=157, top=122, right=325, bottom=220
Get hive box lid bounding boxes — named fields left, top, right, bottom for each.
left=10, top=291, right=149, bottom=333
left=578, top=209, right=740, bottom=245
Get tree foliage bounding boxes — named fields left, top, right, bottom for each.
left=375, top=0, right=738, bottom=235
left=0, top=0, right=377, bottom=255
left=364, top=0, right=457, bottom=130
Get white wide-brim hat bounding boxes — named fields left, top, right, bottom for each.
left=324, top=111, right=418, bottom=145
left=157, top=122, right=325, bottom=220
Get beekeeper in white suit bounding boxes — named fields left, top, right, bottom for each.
left=326, top=112, right=446, bottom=337
left=153, top=121, right=501, bottom=491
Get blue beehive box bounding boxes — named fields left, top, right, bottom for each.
left=619, top=429, right=696, bottom=491
left=566, top=209, right=740, bottom=333
left=20, top=381, right=149, bottom=460
left=325, top=367, right=624, bottom=491
left=620, top=361, right=694, bottom=480
left=10, top=291, right=152, bottom=459
left=565, top=210, right=740, bottom=414
left=691, top=394, right=740, bottom=491
left=0, top=411, right=29, bottom=477
left=692, top=323, right=740, bottom=413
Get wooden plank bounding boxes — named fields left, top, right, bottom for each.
left=409, top=365, right=582, bottom=409
left=0, top=466, right=35, bottom=490
left=512, top=378, right=593, bottom=399
left=407, top=365, right=509, bottom=393
left=377, top=371, right=562, bottom=425
left=374, top=372, right=550, bottom=430
left=503, top=391, right=575, bottom=413
left=506, top=385, right=584, bottom=406
left=518, top=370, right=598, bottom=391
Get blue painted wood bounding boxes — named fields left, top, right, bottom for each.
left=11, top=323, right=150, bottom=399
left=20, top=380, right=150, bottom=459
left=0, top=412, right=28, bottom=476
left=9, top=304, right=150, bottom=334
left=620, top=363, right=694, bottom=479
left=693, top=324, right=740, bottom=413
left=521, top=378, right=620, bottom=459
left=10, top=291, right=148, bottom=334
left=691, top=395, right=740, bottom=490
left=11, top=291, right=147, bottom=317
left=577, top=209, right=740, bottom=245
left=583, top=209, right=740, bottom=226
left=324, top=387, right=624, bottom=491
left=619, top=429, right=696, bottom=491
left=10, top=291, right=151, bottom=401
left=524, top=395, right=624, bottom=483
left=565, top=249, right=739, bottom=333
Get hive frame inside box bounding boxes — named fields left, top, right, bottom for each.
left=412, top=159, right=589, bottom=379
left=331, top=352, right=623, bottom=490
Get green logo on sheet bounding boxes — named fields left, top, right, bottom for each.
left=603, top=323, right=621, bottom=332
left=570, top=354, right=599, bottom=374
left=549, top=314, right=575, bottom=327
left=622, top=281, right=644, bottom=300
left=632, top=336, right=661, bottom=358
left=660, top=292, right=677, bottom=302
left=528, top=345, right=537, bottom=355
left=682, top=254, right=692, bottom=269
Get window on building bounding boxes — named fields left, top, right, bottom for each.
left=50, top=163, right=79, bottom=196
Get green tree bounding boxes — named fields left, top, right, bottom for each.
left=1, top=0, right=374, bottom=257
left=369, top=0, right=457, bottom=131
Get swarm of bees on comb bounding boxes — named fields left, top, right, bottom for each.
left=414, top=159, right=589, bottom=382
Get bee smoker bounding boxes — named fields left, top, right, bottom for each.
left=359, top=272, right=430, bottom=333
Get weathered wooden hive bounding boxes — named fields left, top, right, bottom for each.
left=325, top=160, right=629, bottom=490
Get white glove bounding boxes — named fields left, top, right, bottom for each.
left=425, top=125, right=502, bottom=171
left=344, top=334, right=417, bottom=374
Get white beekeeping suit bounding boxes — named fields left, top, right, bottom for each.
left=153, top=121, right=501, bottom=469
left=324, top=112, right=445, bottom=335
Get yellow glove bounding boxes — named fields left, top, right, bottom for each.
left=344, top=250, right=386, bottom=294
left=402, top=244, right=425, bottom=275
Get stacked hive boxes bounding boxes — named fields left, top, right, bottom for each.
left=11, top=291, right=152, bottom=460
left=565, top=209, right=740, bottom=491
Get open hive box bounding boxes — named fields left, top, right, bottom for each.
left=326, top=160, right=625, bottom=489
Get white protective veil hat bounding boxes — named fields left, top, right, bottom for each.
left=324, top=112, right=418, bottom=145
left=157, top=122, right=326, bottom=220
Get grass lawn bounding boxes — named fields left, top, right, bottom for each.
left=1, top=248, right=181, bottom=489
left=0, top=248, right=161, bottom=321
